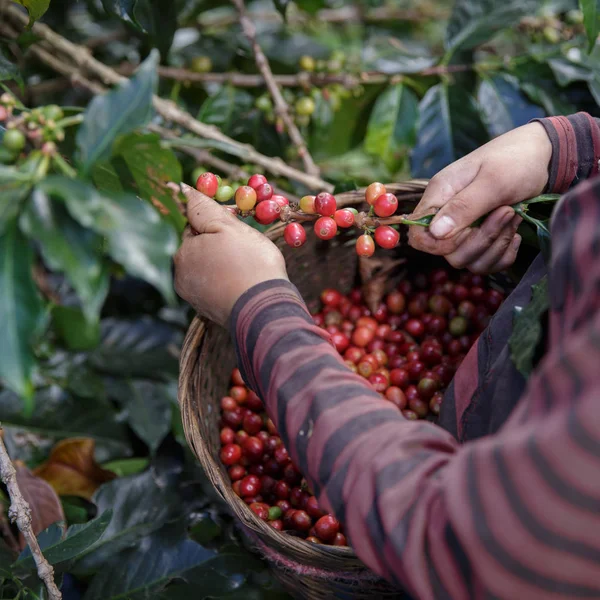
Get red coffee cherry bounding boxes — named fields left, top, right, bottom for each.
left=314, top=216, right=338, bottom=240
left=314, top=192, right=337, bottom=216
left=196, top=172, right=219, bottom=197
left=314, top=515, right=340, bottom=542
left=239, top=475, right=261, bottom=497
left=254, top=199, right=281, bottom=224
left=220, top=427, right=235, bottom=445
left=248, top=173, right=268, bottom=189
left=284, top=222, right=307, bottom=248
left=374, top=225, right=400, bottom=249
left=334, top=209, right=355, bottom=228
left=373, top=193, right=398, bottom=217
left=385, top=386, right=407, bottom=410
left=272, top=194, right=290, bottom=207
left=255, top=182, right=274, bottom=202
left=291, top=510, right=312, bottom=531
left=243, top=436, right=265, bottom=462
left=231, top=368, right=245, bottom=386
left=365, top=182, right=386, bottom=205
left=220, top=443, right=242, bottom=466
left=249, top=502, right=270, bottom=520
left=332, top=532, right=347, bottom=546
left=356, top=234, right=375, bottom=257
left=235, top=186, right=258, bottom=211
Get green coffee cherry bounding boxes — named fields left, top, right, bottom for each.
left=295, top=97, right=316, bottom=117
left=299, top=55, right=316, bottom=72
left=255, top=95, right=272, bottom=112
left=190, top=56, right=213, bottom=73
left=2, top=129, right=26, bottom=152
left=543, top=26, right=560, bottom=44
left=215, top=185, right=234, bottom=203
left=44, top=105, right=64, bottom=121
left=191, top=166, right=207, bottom=184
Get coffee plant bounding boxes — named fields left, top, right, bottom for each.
left=0, top=0, right=598, bottom=597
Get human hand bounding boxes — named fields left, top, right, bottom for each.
left=408, top=122, right=552, bottom=273
left=173, top=183, right=288, bottom=326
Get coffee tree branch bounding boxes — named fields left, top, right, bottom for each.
left=232, top=0, right=320, bottom=177
left=0, top=429, right=62, bottom=600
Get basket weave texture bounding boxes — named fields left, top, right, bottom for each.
left=178, top=181, right=428, bottom=600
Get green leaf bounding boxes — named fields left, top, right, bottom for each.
left=198, top=86, right=255, bottom=137
left=12, top=0, right=51, bottom=25
left=364, top=84, right=418, bottom=172
left=108, top=379, right=173, bottom=452
left=361, top=37, right=436, bottom=74
left=0, top=540, right=15, bottom=577
left=14, top=511, right=112, bottom=572
left=510, top=276, right=549, bottom=378
left=82, top=524, right=214, bottom=599
left=89, top=317, right=181, bottom=378
left=0, top=220, right=45, bottom=409
left=72, top=471, right=189, bottom=573
left=548, top=57, right=595, bottom=86
left=273, top=0, right=291, bottom=19
left=20, top=189, right=108, bottom=322
left=0, top=387, right=132, bottom=462
left=101, top=0, right=139, bottom=28
left=52, top=306, right=101, bottom=351
left=76, top=50, right=158, bottom=173
left=411, top=83, right=487, bottom=178
left=0, top=45, right=21, bottom=84
left=477, top=74, right=544, bottom=137
left=581, top=0, right=600, bottom=51
left=93, top=133, right=186, bottom=233
left=445, top=0, right=538, bottom=52
left=0, top=158, right=41, bottom=233
left=39, top=177, right=178, bottom=304
left=102, top=457, right=149, bottom=477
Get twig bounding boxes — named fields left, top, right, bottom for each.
left=2, top=4, right=333, bottom=192
left=232, top=0, right=320, bottom=177
left=0, top=427, right=61, bottom=599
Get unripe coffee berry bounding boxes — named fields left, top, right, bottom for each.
left=373, top=193, right=398, bottom=217
left=314, top=216, right=337, bottom=240
left=299, top=195, right=316, bottom=214
left=365, top=182, right=386, bottom=206
left=374, top=225, right=399, bottom=249
left=356, top=234, right=375, bottom=257
left=284, top=222, right=307, bottom=248
left=254, top=199, right=281, bottom=225
left=235, top=186, right=258, bottom=211
left=295, top=97, right=316, bottom=116
left=2, top=129, right=26, bottom=152
left=314, top=192, right=336, bottom=216
left=196, top=172, right=219, bottom=197
left=215, top=185, right=234, bottom=203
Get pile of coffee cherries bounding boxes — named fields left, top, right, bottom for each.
left=196, top=172, right=406, bottom=257
left=218, top=267, right=504, bottom=544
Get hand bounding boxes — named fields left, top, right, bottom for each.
left=173, top=183, right=288, bottom=326
left=408, top=122, right=552, bottom=273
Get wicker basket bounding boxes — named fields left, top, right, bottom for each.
left=178, top=181, right=429, bottom=600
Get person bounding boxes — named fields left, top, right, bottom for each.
left=173, top=112, right=600, bottom=600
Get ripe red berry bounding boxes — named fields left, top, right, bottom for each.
left=314, top=515, right=340, bottom=542
left=242, top=436, right=265, bottom=462
left=373, top=193, right=398, bottom=217
left=365, top=182, right=386, bottom=206
left=352, top=326, right=375, bottom=348
left=220, top=443, right=242, bottom=466
left=220, top=427, right=235, bottom=445
left=291, top=510, right=312, bottom=531
left=231, top=368, right=245, bottom=386
left=429, top=295, right=451, bottom=316
left=356, top=234, right=375, bottom=257
left=409, top=396, right=429, bottom=418
left=248, top=173, right=267, bottom=189
left=314, top=216, right=337, bottom=240
left=314, top=192, right=337, bottom=216
left=196, top=172, right=219, bottom=197
left=331, top=332, right=350, bottom=353
left=334, top=209, right=355, bottom=228
left=274, top=445, right=290, bottom=465
left=254, top=199, right=281, bottom=225
left=368, top=372, right=388, bottom=393
left=486, top=289, right=504, bottom=312
left=221, top=396, right=237, bottom=412
left=305, top=496, right=326, bottom=519
left=228, top=464, right=246, bottom=481
left=270, top=519, right=284, bottom=531
left=230, top=386, right=247, bottom=404
left=390, top=368, right=410, bottom=389
left=243, top=412, right=263, bottom=435
left=222, top=407, right=244, bottom=428
left=255, top=182, right=274, bottom=202
left=284, top=222, right=307, bottom=248
left=405, top=318, right=425, bottom=338
left=386, top=291, right=406, bottom=314
left=374, top=225, right=399, bottom=249
left=239, top=475, right=261, bottom=497
left=332, top=532, right=347, bottom=546
left=385, top=386, right=407, bottom=409
left=249, top=502, right=270, bottom=520
left=235, top=186, right=258, bottom=211
left=272, top=194, right=290, bottom=207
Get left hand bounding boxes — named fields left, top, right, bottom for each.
left=173, top=183, right=289, bottom=326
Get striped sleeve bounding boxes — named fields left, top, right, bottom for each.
left=229, top=179, right=600, bottom=599
left=533, top=112, right=600, bottom=193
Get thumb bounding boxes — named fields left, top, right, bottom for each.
left=428, top=176, right=499, bottom=239
left=180, top=183, right=228, bottom=234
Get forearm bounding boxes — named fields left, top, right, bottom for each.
left=534, top=112, right=600, bottom=192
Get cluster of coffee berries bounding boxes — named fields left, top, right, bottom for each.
left=219, top=267, right=504, bottom=543
left=519, top=11, right=584, bottom=43
left=195, top=171, right=412, bottom=257
left=219, top=368, right=346, bottom=546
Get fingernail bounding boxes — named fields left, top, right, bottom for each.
left=500, top=211, right=514, bottom=227
left=512, top=214, right=523, bottom=227
left=180, top=182, right=193, bottom=192
left=429, top=215, right=456, bottom=238
left=513, top=235, right=521, bottom=250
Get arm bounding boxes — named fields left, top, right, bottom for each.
left=229, top=176, right=600, bottom=598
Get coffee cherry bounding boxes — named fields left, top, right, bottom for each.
left=295, top=97, right=316, bottom=116
left=386, top=291, right=405, bottom=314
left=195, top=172, right=219, bottom=197
left=229, top=464, right=246, bottom=481
left=365, top=182, right=386, bottom=206
left=374, top=226, right=399, bottom=249
left=220, top=443, right=242, bottom=466
left=385, top=386, right=407, bottom=409
left=299, top=195, right=316, bottom=213
left=429, top=295, right=451, bottom=316
left=215, top=185, right=234, bottom=202
left=246, top=390, right=263, bottom=411
left=248, top=174, right=267, bottom=189
left=449, top=316, right=468, bottom=337
left=314, top=192, right=337, bottom=216
left=283, top=222, right=307, bottom=248
left=190, top=55, right=212, bottom=73
left=230, top=386, right=247, bottom=404
left=314, top=217, right=337, bottom=240
left=235, top=186, right=258, bottom=211
left=222, top=407, right=244, bottom=428
left=243, top=412, right=263, bottom=435
left=417, top=377, right=439, bottom=401
left=405, top=318, right=425, bottom=339
left=409, top=396, right=429, bottom=418
left=314, top=515, right=340, bottom=542
left=255, top=182, right=274, bottom=202
left=332, top=532, right=347, bottom=546
left=356, top=234, right=375, bottom=257
left=2, top=129, right=26, bottom=152
left=486, top=289, right=504, bottom=312
left=390, top=368, right=410, bottom=389
left=291, top=510, right=312, bottom=531
left=299, top=55, right=316, bottom=72
left=240, top=475, right=261, bottom=497
left=272, top=194, right=290, bottom=207
left=220, top=427, right=236, bottom=445
left=334, top=209, right=355, bottom=228
left=368, top=372, right=388, bottom=392
left=306, top=536, right=322, bottom=544
left=373, top=193, right=398, bottom=217
left=254, top=199, right=281, bottom=225
left=243, top=436, right=265, bottom=462
left=221, top=396, right=237, bottom=411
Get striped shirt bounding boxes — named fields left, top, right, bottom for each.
left=229, top=113, right=600, bottom=599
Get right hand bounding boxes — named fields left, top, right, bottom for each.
left=408, top=122, right=553, bottom=273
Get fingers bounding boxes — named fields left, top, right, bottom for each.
left=180, top=183, right=229, bottom=234
left=487, top=234, right=521, bottom=273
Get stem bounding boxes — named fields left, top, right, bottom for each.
left=51, top=153, right=77, bottom=178
left=0, top=429, right=62, bottom=600
left=53, top=114, right=83, bottom=129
